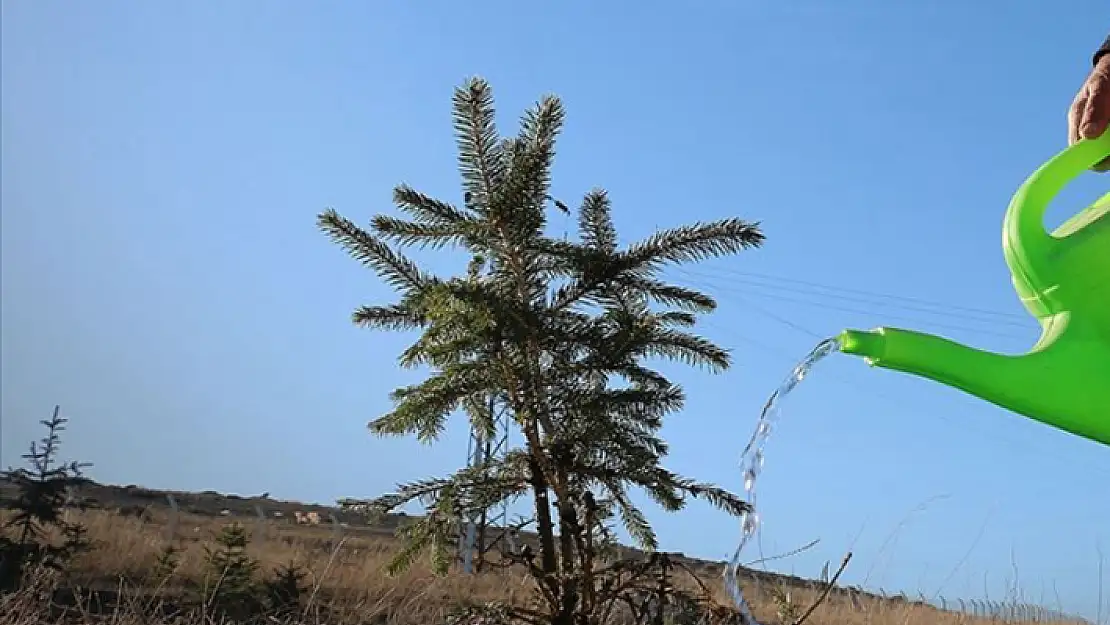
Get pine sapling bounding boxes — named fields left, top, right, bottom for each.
left=153, top=544, right=182, bottom=581
left=202, top=522, right=260, bottom=617
left=0, top=406, right=92, bottom=591
left=263, top=560, right=308, bottom=615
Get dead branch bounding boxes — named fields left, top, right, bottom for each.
left=793, top=551, right=852, bottom=625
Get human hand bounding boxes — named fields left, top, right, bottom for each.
left=1068, top=55, right=1110, bottom=171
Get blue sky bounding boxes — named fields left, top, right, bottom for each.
left=3, top=1, right=1108, bottom=620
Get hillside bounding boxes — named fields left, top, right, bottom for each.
left=0, top=476, right=964, bottom=607
left=0, top=478, right=1091, bottom=624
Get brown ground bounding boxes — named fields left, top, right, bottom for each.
left=0, top=480, right=1090, bottom=625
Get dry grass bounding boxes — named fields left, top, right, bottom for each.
left=0, top=509, right=1089, bottom=625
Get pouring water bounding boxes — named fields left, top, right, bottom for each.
left=725, top=337, right=842, bottom=622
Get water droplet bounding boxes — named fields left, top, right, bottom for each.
left=742, top=512, right=759, bottom=536
left=726, top=337, right=840, bottom=622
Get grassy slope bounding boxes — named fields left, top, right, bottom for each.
left=0, top=477, right=1087, bottom=625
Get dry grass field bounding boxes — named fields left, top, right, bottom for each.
left=0, top=504, right=1091, bottom=625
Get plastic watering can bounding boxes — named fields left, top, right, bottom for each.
left=838, top=132, right=1110, bottom=447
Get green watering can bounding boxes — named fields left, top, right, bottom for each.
left=839, top=131, right=1110, bottom=447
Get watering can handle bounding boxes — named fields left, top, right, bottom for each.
left=1004, top=131, right=1110, bottom=263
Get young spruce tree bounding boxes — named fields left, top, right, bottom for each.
left=319, top=77, right=763, bottom=625
left=0, top=406, right=92, bottom=591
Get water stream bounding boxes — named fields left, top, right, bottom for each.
left=724, top=337, right=843, bottom=622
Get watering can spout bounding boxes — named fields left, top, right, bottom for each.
left=838, top=326, right=1023, bottom=404
left=837, top=321, right=1110, bottom=447
left=838, top=326, right=1024, bottom=405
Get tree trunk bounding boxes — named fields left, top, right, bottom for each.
left=556, top=497, right=581, bottom=625
left=580, top=494, right=598, bottom=619
left=557, top=498, right=578, bottom=572
left=527, top=454, right=558, bottom=576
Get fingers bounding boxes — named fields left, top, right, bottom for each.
left=1068, top=91, right=1088, bottom=146
left=1079, top=63, right=1110, bottom=140
left=1079, top=85, right=1110, bottom=140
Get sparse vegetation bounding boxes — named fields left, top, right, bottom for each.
left=0, top=421, right=1092, bottom=624
left=0, top=506, right=1089, bottom=625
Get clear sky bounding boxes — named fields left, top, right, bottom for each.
left=3, top=1, right=1108, bottom=620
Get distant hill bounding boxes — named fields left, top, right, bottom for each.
left=0, top=476, right=412, bottom=532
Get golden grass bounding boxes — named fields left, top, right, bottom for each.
left=0, top=509, right=1089, bottom=625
